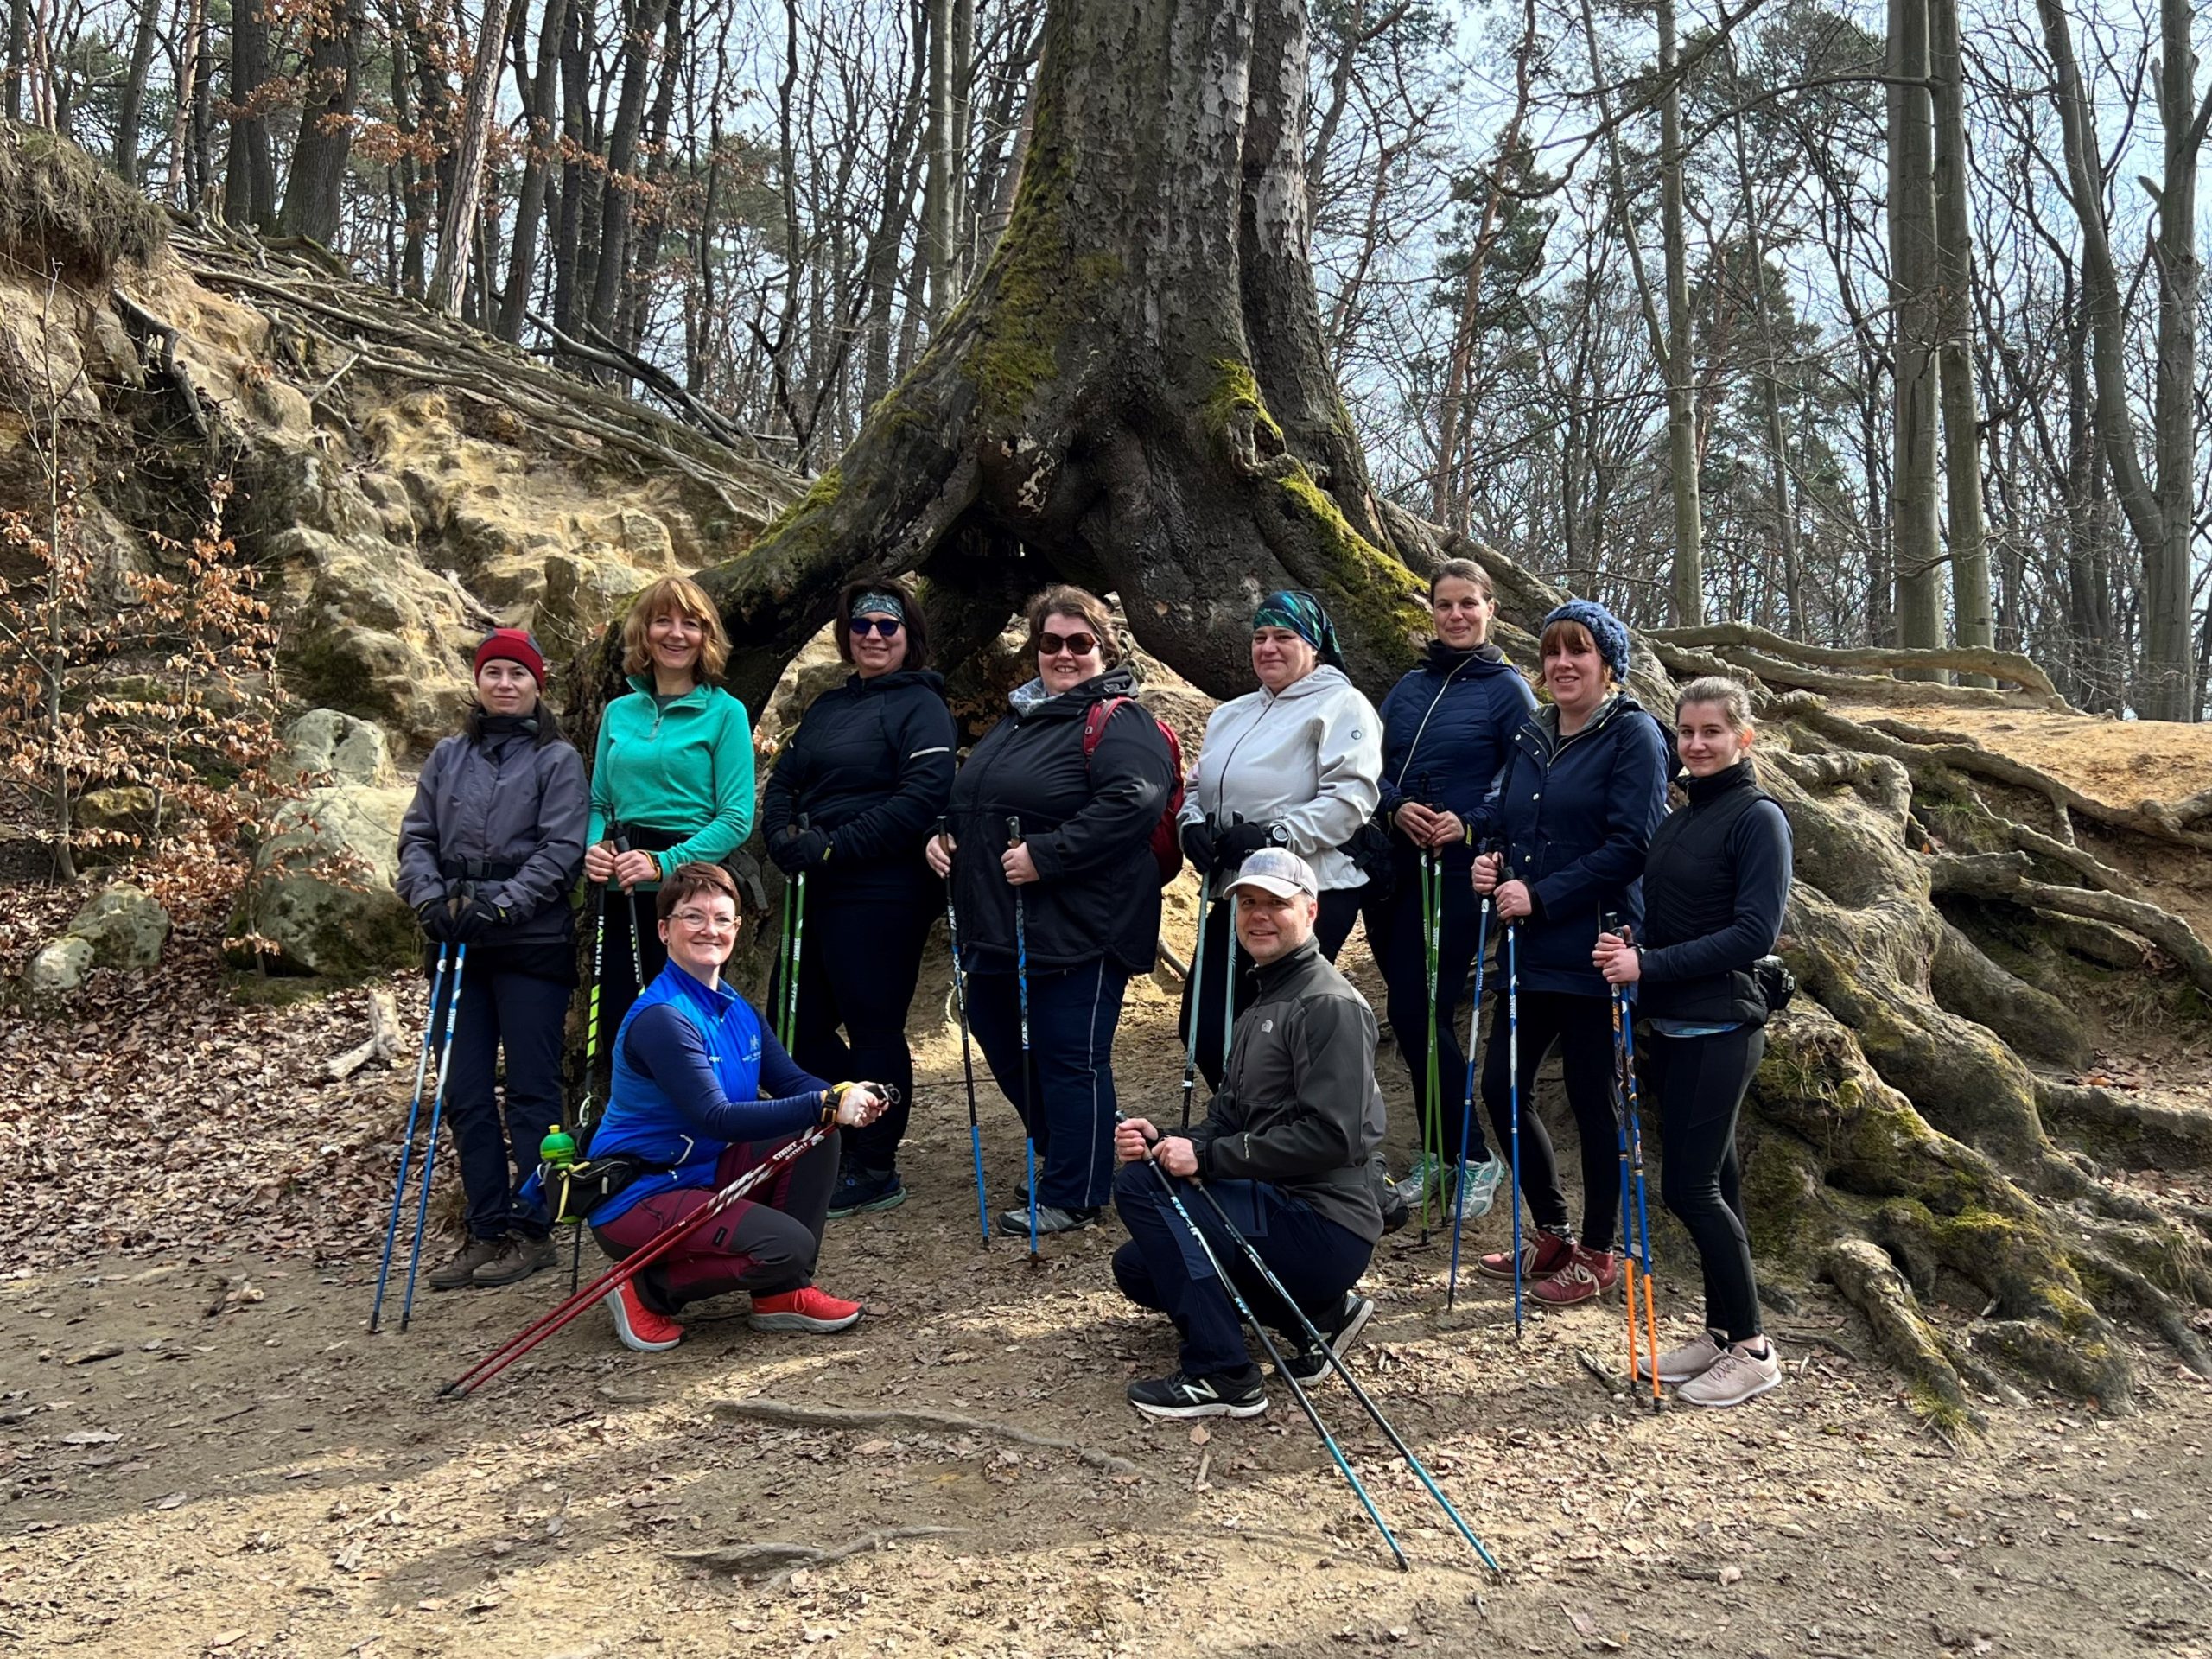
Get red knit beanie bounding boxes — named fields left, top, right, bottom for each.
left=473, top=628, right=546, bottom=686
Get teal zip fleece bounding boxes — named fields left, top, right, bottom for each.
left=587, top=677, right=756, bottom=880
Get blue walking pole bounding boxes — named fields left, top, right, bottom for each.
left=397, top=940, right=469, bottom=1332
left=369, top=941, right=450, bottom=1334
left=1619, top=964, right=1662, bottom=1409
left=1446, top=894, right=1492, bottom=1309
left=1179, top=896, right=1210, bottom=1132
left=940, top=821, right=991, bottom=1247
left=1009, top=817, right=1039, bottom=1260
left=1134, top=1141, right=1408, bottom=1572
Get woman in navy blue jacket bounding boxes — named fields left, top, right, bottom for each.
left=1368, top=559, right=1535, bottom=1221
left=579, top=863, right=891, bottom=1354
left=760, top=578, right=955, bottom=1217
left=1471, top=600, right=1668, bottom=1308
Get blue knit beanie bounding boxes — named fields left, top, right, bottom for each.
left=1538, top=600, right=1631, bottom=680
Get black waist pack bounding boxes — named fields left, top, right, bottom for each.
left=541, top=1153, right=664, bottom=1223
left=1753, top=955, right=1796, bottom=1014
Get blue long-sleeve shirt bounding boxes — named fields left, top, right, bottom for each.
left=582, top=961, right=833, bottom=1222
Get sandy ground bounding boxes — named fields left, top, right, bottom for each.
left=7, top=933, right=2212, bottom=1659
left=1837, top=702, right=2212, bottom=812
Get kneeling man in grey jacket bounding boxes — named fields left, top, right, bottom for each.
left=1113, top=848, right=1387, bottom=1420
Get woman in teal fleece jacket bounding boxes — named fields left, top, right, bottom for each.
left=583, top=575, right=757, bottom=1039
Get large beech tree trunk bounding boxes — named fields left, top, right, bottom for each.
left=683, top=0, right=2212, bottom=1421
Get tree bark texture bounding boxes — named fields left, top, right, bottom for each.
left=1929, top=0, right=1991, bottom=678
left=1656, top=0, right=1702, bottom=627
left=429, top=0, right=520, bottom=313
left=279, top=0, right=365, bottom=245
left=1888, top=0, right=1943, bottom=664
left=224, top=0, right=279, bottom=228
left=691, top=0, right=1421, bottom=709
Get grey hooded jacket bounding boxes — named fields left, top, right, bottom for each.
left=1184, top=937, right=1388, bottom=1243
left=397, top=718, right=589, bottom=947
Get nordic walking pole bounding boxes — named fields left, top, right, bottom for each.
left=1179, top=895, right=1210, bottom=1133
left=370, top=941, right=451, bottom=1333
left=941, top=819, right=991, bottom=1247
left=398, top=939, right=470, bottom=1332
left=1611, top=995, right=1640, bottom=1394
left=1616, top=924, right=1662, bottom=1410
left=1506, top=918, right=1524, bottom=1335
left=779, top=815, right=811, bottom=1050
left=442, top=1117, right=841, bottom=1398
left=1009, top=817, right=1039, bottom=1262
left=1419, top=842, right=1444, bottom=1238
left=1219, top=815, right=1240, bottom=1080
left=567, top=878, right=613, bottom=1293
left=1446, top=885, right=1492, bottom=1310
left=1135, top=1143, right=1407, bottom=1572
left=1178, top=1171, right=1503, bottom=1573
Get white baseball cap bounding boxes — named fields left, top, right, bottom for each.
left=1225, top=847, right=1319, bottom=899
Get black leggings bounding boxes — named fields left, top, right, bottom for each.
left=1179, top=887, right=1362, bottom=1090
left=1649, top=1027, right=1765, bottom=1343
left=1364, top=860, right=1491, bottom=1166
left=1480, top=988, right=1620, bottom=1249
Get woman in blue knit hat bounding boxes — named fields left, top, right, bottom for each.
left=1469, top=599, right=1669, bottom=1308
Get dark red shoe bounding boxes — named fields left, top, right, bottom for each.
left=1478, top=1230, right=1572, bottom=1281
left=749, top=1286, right=862, bottom=1333
left=1529, top=1244, right=1619, bottom=1307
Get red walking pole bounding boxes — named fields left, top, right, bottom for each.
left=439, top=1121, right=834, bottom=1399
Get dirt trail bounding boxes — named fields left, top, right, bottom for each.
left=6, top=947, right=2212, bottom=1658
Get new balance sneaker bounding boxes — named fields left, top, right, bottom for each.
left=997, top=1203, right=1100, bottom=1238
left=1478, top=1230, right=1572, bottom=1282
left=828, top=1167, right=908, bottom=1218
left=471, top=1233, right=557, bottom=1287
left=1281, top=1293, right=1377, bottom=1386
left=1529, top=1243, right=1619, bottom=1307
left=1440, top=1155, right=1507, bottom=1221
left=1676, top=1338, right=1783, bottom=1408
left=428, top=1236, right=503, bottom=1290
left=748, top=1286, right=863, bottom=1333
left=1638, top=1330, right=1727, bottom=1385
left=606, top=1280, right=683, bottom=1351
left=1128, top=1366, right=1269, bottom=1420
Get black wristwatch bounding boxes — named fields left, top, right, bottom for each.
left=1267, top=823, right=1292, bottom=849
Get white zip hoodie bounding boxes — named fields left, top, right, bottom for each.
left=1178, top=664, right=1383, bottom=894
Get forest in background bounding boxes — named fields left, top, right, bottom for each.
left=2, top=0, right=2207, bottom=719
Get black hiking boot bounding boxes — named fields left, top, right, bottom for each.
left=428, top=1236, right=504, bottom=1290
left=1128, top=1366, right=1268, bottom=1421
left=1279, top=1293, right=1376, bottom=1386
left=997, top=1203, right=1100, bottom=1238
left=828, top=1166, right=908, bottom=1219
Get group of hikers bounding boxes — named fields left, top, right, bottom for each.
left=392, top=560, right=1794, bottom=1418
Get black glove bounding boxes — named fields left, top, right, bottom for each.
left=770, top=826, right=832, bottom=874
left=1213, top=819, right=1274, bottom=865
left=453, top=895, right=510, bottom=943
left=1178, top=819, right=1217, bottom=876
left=416, top=898, right=460, bottom=943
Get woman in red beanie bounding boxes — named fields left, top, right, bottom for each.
left=395, top=628, right=589, bottom=1291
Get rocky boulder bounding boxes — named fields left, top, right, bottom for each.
left=66, top=882, right=171, bottom=969
left=24, top=935, right=93, bottom=996
left=228, top=785, right=418, bottom=977
left=282, top=707, right=397, bottom=787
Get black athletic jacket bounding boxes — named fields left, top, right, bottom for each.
left=943, top=665, right=1175, bottom=976
left=1637, top=761, right=1792, bottom=1026
left=760, top=669, right=955, bottom=897
left=1186, top=938, right=1387, bottom=1244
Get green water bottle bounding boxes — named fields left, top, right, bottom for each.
left=539, top=1124, right=577, bottom=1167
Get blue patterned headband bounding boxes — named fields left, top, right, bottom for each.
left=1253, top=590, right=1346, bottom=671
left=849, top=591, right=906, bottom=623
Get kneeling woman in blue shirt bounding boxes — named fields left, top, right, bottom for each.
left=581, top=861, right=891, bottom=1353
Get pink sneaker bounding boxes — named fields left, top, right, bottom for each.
left=749, top=1286, right=862, bottom=1333
left=1529, top=1244, right=1618, bottom=1307
left=606, top=1280, right=683, bottom=1352
left=1478, top=1230, right=1572, bottom=1281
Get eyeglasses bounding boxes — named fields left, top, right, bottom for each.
left=1039, top=631, right=1098, bottom=658
left=671, top=908, right=737, bottom=932
left=851, top=617, right=903, bottom=638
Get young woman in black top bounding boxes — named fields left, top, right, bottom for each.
left=761, top=578, right=957, bottom=1217
left=1593, top=676, right=1791, bottom=1408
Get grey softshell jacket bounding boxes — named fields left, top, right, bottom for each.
left=396, top=722, right=589, bottom=946
left=1185, top=938, right=1388, bottom=1243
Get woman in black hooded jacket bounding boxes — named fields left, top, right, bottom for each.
left=927, top=585, right=1176, bottom=1237
left=760, top=578, right=956, bottom=1217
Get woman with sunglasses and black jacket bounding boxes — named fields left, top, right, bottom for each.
left=760, top=579, right=956, bottom=1218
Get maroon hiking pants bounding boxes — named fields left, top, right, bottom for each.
left=591, top=1130, right=840, bottom=1310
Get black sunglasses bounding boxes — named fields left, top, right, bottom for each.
left=1039, top=630, right=1099, bottom=658
left=850, top=617, right=904, bottom=638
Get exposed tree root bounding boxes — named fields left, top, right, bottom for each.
left=671, top=1526, right=963, bottom=1586
left=1929, top=853, right=2212, bottom=999
left=1648, top=622, right=2065, bottom=704
left=711, top=1396, right=1140, bottom=1476
left=2033, top=1077, right=2212, bottom=1173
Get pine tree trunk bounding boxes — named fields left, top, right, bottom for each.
left=279, top=0, right=364, bottom=245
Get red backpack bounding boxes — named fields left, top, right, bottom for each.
left=1081, top=696, right=1185, bottom=886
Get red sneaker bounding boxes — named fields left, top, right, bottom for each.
left=749, top=1286, right=862, bottom=1333
left=606, top=1280, right=683, bottom=1351
left=1478, top=1230, right=1572, bottom=1282
left=1529, top=1244, right=1619, bottom=1308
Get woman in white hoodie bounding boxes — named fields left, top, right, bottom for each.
left=1176, top=591, right=1383, bottom=1090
